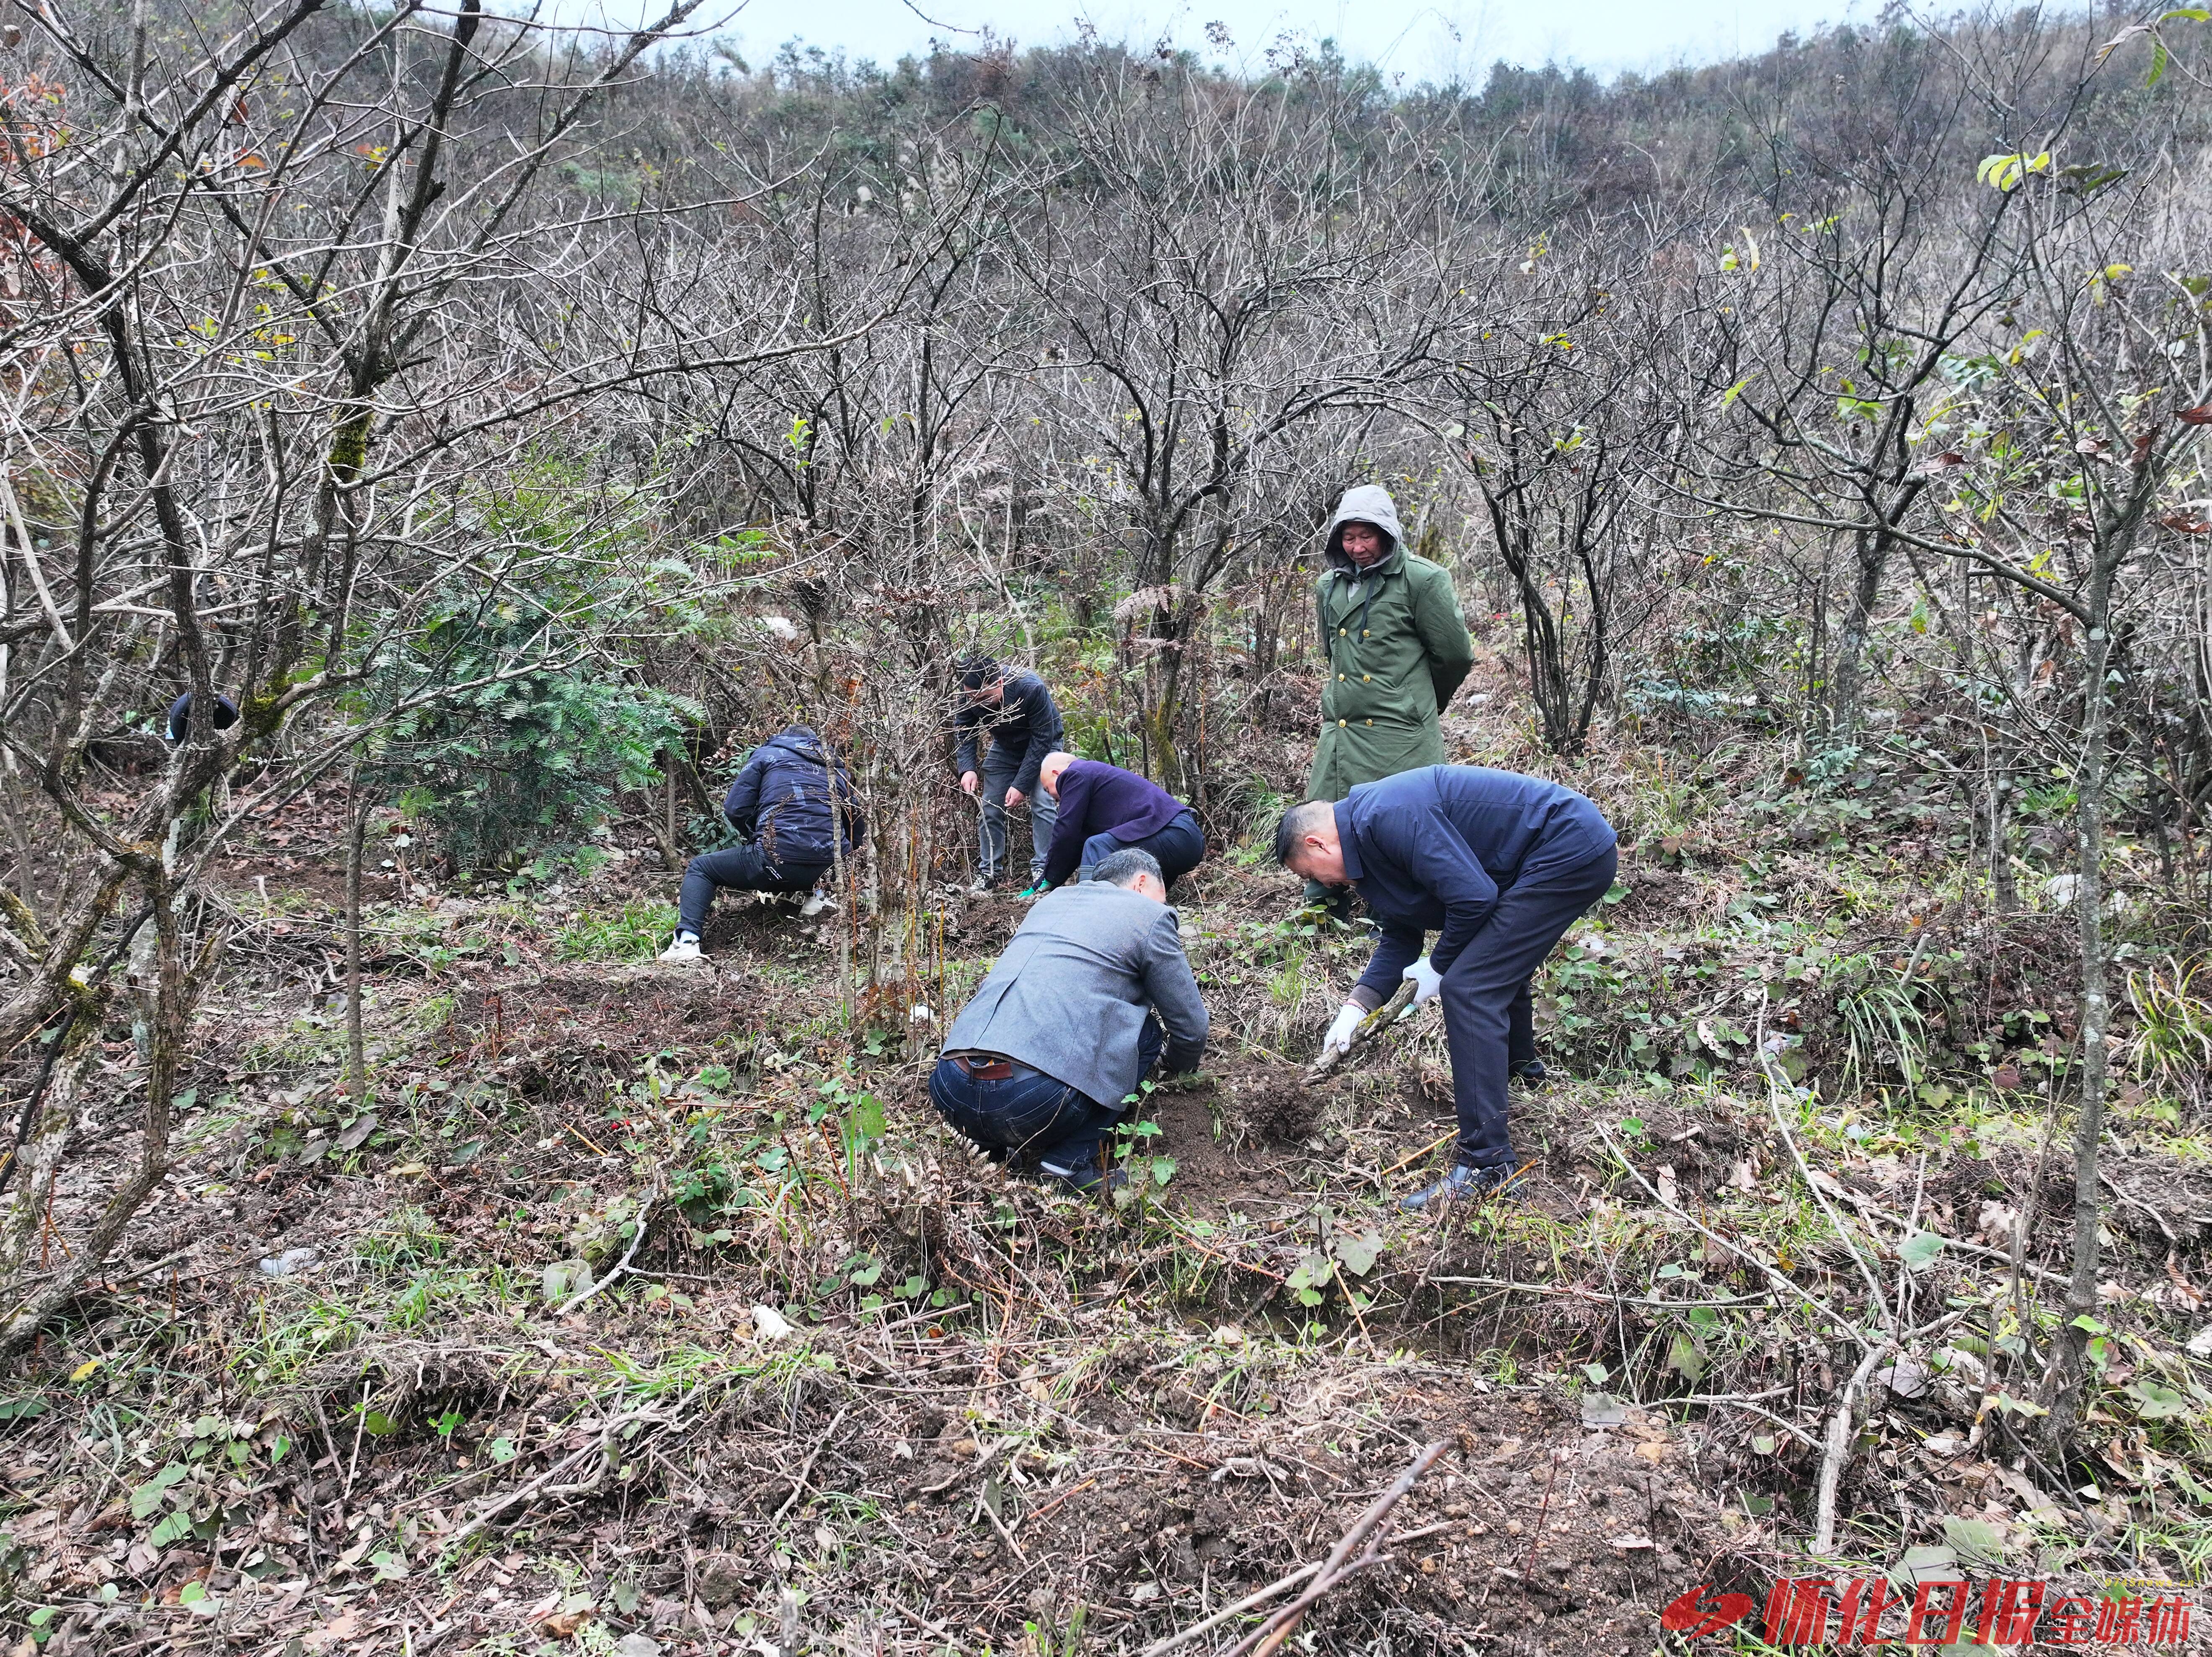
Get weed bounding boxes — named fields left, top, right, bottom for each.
left=554, top=899, right=677, bottom=963
left=2128, top=954, right=2212, bottom=1101
left=357, top=1206, right=448, bottom=1271
left=1830, top=955, right=1929, bottom=1093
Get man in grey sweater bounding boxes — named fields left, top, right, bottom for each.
left=929, top=848, right=1208, bottom=1192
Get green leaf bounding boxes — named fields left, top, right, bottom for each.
left=130, top=1464, right=187, bottom=1519
left=1664, top=1332, right=1708, bottom=1383
left=362, top=1411, right=398, bottom=1437
left=1719, top=374, right=1757, bottom=408
left=1333, top=1231, right=1383, bottom=1277
left=488, top=1437, right=517, bottom=1463
left=1898, top=1231, right=1946, bottom=1270
left=1150, top=1155, right=1177, bottom=1186
left=1942, top=1517, right=2008, bottom=1563
left=149, top=1510, right=194, bottom=1549
left=2128, top=1380, right=2191, bottom=1420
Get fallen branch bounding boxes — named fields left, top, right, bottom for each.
left=1138, top=1562, right=1326, bottom=1657
left=1813, top=1343, right=1892, bottom=1556
left=1305, top=980, right=1416, bottom=1082
left=1249, top=1551, right=1395, bottom=1657
left=771, top=1407, right=850, bottom=1524
left=1220, top=1438, right=1450, bottom=1657
left=1380, top=1130, right=1456, bottom=1177
left=555, top=1182, right=659, bottom=1317
left=442, top=1408, right=671, bottom=1556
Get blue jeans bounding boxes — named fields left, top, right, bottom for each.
left=979, top=752, right=1058, bottom=884
left=678, top=844, right=827, bottom=936
left=929, top=1020, right=1162, bottom=1183
left=1079, top=808, right=1204, bottom=887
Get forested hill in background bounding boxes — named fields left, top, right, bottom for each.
left=607, top=4, right=2201, bottom=215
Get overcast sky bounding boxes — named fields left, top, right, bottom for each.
left=551, top=0, right=1870, bottom=84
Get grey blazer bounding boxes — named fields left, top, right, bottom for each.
left=941, top=881, right=1208, bottom=1108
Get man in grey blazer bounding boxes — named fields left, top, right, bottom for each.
left=930, top=848, right=1208, bottom=1192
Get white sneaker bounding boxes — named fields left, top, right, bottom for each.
left=800, top=889, right=835, bottom=917
left=659, top=934, right=703, bottom=963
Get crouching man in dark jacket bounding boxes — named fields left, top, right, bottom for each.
left=1033, top=752, right=1204, bottom=890
left=1275, top=765, right=1616, bottom=1208
left=929, top=848, right=1207, bottom=1192
left=662, top=725, right=862, bottom=963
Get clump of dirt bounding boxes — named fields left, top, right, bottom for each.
left=1223, top=1062, right=1322, bottom=1146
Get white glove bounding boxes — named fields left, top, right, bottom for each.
left=1321, top=1001, right=1365, bottom=1062
left=1403, top=956, right=1443, bottom=1008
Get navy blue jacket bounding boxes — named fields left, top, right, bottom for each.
left=953, top=671, right=1063, bottom=797
left=1041, top=760, right=1189, bottom=887
left=165, top=692, right=239, bottom=744
left=1337, top=766, right=1615, bottom=1003
left=723, top=726, right=863, bottom=867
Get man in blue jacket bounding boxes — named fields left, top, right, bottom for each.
left=1032, top=752, right=1204, bottom=890
left=1275, top=765, right=1617, bottom=1208
left=953, top=656, right=1063, bottom=895
left=661, top=725, right=862, bottom=963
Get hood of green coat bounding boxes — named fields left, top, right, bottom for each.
left=1322, top=485, right=1406, bottom=574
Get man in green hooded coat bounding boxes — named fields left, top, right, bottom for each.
left=1304, top=484, right=1474, bottom=906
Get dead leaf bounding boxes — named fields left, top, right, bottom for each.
left=1634, top=1440, right=1669, bottom=1464
left=302, top=1611, right=363, bottom=1654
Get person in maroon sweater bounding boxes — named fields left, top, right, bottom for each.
left=1034, top=754, right=1205, bottom=891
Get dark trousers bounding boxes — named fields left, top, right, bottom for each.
left=929, top=1020, right=1162, bottom=1179
left=1442, top=844, right=1618, bottom=1169
left=678, top=843, right=828, bottom=936
left=1079, top=808, right=1204, bottom=886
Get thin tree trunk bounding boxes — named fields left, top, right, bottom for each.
left=0, top=1006, right=103, bottom=1286
left=1989, top=771, right=2018, bottom=914
left=823, top=750, right=851, bottom=1028
left=2045, top=565, right=2118, bottom=1444
left=346, top=777, right=369, bottom=1106
left=1828, top=529, right=1888, bottom=748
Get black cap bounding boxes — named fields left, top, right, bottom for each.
left=957, top=655, right=999, bottom=692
